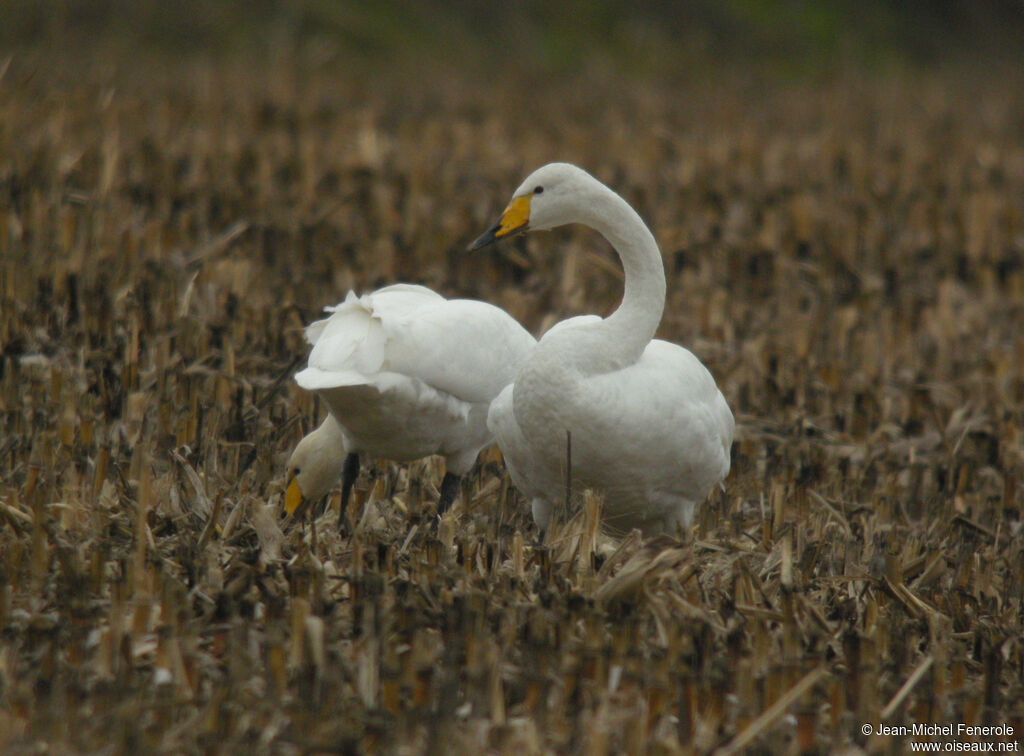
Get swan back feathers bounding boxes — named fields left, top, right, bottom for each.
left=299, top=285, right=535, bottom=405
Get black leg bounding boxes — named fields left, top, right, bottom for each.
left=437, top=472, right=461, bottom=518
left=339, top=452, right=360, bottom=532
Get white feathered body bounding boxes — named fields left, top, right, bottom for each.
left=489, top=328, right=734, bottom=536
left=296, top=284, right=536, bottom=475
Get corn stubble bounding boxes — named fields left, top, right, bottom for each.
left=0, top=56, right=1022, bottom=754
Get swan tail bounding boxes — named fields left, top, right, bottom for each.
left=295, top=366, right=377, bottom=391
left=305, top=286, right=447, bottom=374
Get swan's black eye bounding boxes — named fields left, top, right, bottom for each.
left=533, top=186, right=544, bottom=195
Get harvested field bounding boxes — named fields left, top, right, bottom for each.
left=1, top=11, right=1024, bottom=754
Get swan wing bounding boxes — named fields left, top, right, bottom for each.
left=377, top=298, right=536, bottom=403
left=304, top=285, right=442, bottom=352
left=306, top=289, right=535, bottom=404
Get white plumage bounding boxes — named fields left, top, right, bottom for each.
left=285, top=283, right=536, bottom=523
left=471, top=163, right=734, bottom=537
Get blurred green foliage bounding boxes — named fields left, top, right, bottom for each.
left=1, top=0, right=1022, bottom=75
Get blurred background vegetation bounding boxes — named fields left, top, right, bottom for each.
left=3, top=0, right=1023, bottom=77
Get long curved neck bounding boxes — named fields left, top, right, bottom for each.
left=588, top=185, right=665, bottom=359
left=541, top=181, right=666, bottom=372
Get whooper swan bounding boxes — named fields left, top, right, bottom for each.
left=470, top=163, right=734, bottom=538
left=284, top=284, right=536, bottom=529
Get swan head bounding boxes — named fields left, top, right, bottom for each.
left=468, top=162, right=597, bottom=250
left=283, top=416, right=347, bottom=517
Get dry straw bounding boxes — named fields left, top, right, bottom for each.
left=0, top=49, right=1022, bottom=754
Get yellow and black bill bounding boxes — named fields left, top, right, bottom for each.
left=283, top=473, right=305, bottom=516
left=468, top=195, right=531, bottom=250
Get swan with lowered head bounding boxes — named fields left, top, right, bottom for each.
left=284, top=284, right=536, bottom=528
left=470, top=163, right=734, bottom=538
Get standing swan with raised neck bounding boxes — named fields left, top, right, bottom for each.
left=471, top=163, right=734, bottom=538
